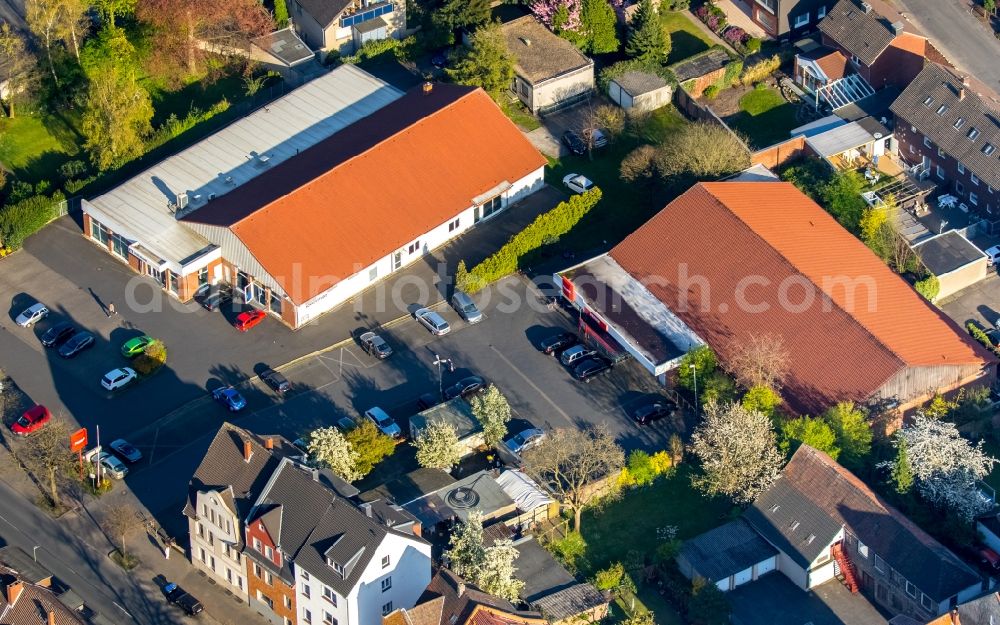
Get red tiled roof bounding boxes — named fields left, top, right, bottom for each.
left=815, top=50, right=848, bottom=81
left=189, top=84, right=545, bottom=306
left=0, top=567, right=85, bottom=625
left=609, top=182, right=992, bottom=413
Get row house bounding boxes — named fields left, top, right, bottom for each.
left=723, top=0, right=829, bottom=40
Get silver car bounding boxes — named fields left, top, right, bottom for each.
left=560, top=345, right=596, bottom=366
left=451, top=291, right=482, bottom=324
left=86, top=450, right=128, bottom=479
left=15, top=303, right=49, bottom=327
left=414, top=307, right=451, bottom=336
left=504, top=428, right=546, bottom=455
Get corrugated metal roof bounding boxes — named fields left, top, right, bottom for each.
left=86, top=65, right=402, bottom=265
left=805, top=120, right=878, bottom=156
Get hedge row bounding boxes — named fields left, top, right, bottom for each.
left=466, top=188, right=602, bottom=291
left=0, top=190, right=67, bottom=251
left=966, top=321, right=1000, bottom=356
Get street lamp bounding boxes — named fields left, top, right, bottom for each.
left=433, top=354, right=453, bottom=399
left=689, top=363, right=698, bottom=417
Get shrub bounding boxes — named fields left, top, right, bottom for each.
left=58, top=160, right=89, bottom=180
left=273, top=0, right=289, bottom=27
left=133, top=340, right=167, bottom=376
left=723, top=26, right=745, bottom=44
left=466, top=188, right=602, bottom=290
left=342, top=38, right=400, bottom=64
left=914, top=274, right=940, bottom=302
left=626, top=450, right=656, bottom=486
left=593, top=562, right=627, bottom=591
left=650, top=450, right=673, bottom=474
left=0, top=190, right=66, bottom=250
left=703, top=84, right=720, bottom=99
left=745, top=37, right=762, bottom=53
left=966, top=321, right=1000, bottom=355
left=146, top=99, right=231, bottom=150
left=549, top=531, right=588, bottom=573
left=740, top=54, right=781, bottom=86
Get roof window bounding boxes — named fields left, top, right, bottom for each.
left=953, top=117, right=965, bottom=129
left=968, top=127, right=980, bottom=140
left=936, top=104, right=948, bottom=115
left=983, top=143, right=996, bottom=156
left=922, top=96, right=934, bottom=107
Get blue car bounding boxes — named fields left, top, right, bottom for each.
left=212, top=386, right=247, bottom=411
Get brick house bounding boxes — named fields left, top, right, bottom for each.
left=287, top=0, right=405, bottom=54
left=723, top=0, right=830, bottom=40
left=890, top=62, right=1000, bottom=228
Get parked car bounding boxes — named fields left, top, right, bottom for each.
left=194, top=283, right=233, bottom=312
left=101, top=367, right=137, bottom=391
left=121, top=335, right=155, bottom=358
left=560, top=344, right=595, bottom=366
left=260, top=367, right=290, bottom=394
left=109, top=438, right=142, bottom=463
left=15, top=302, right=49, bottom=327
left=359, top=331, right=393, bottom=359
left=86, top=449, right=128, bottom=479
left=538, top=332, right=576, bottom=355
left=444, top=375, right=486, bottom=401
left=451, top=291, right=483, bottom=324
left=563, top=173, right=595, bottom=195
left=979, top=547, right=1000, bottom=572
left=10, top=405, right=51, bottom=436
left=632, top=400, right=678, bottom=425
left=234, top=309, right=266, bottom=332
left=417, top=392, right=441, bottom=411
left=561, top=130, right=586, bottom=155
left=583, top=128, right=608, bottom=148
left=414, top=307, right=451, bottom=336
left=212, top=386, right=247, bottom=411
left=337, top=417, right=357, bottom=433
left=504, top=428, right=545, bottom=455
left=58, top=331, right=95, bottom=358
left=164, top=582, right=203, bottom=616
left=365, top=407, right=401, bottom=438
left=430, top=49, right=449, bottom=68
left=986, top=245, right=1000, bottom=266
left=572, top=357, right=612, bottom=382
left=40, top=322, right=75, bottom=348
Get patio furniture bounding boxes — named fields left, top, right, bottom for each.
left=938, top=194, right=958, bottom=209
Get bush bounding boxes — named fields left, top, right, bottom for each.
left=723, top=26, right=745, bottom=45
left=133, top=340, right=167, bottom=376
left=146, top=99, right=231, bottom=151
left=274, top=0, right=289, bottom=27
left=914, top=274, right=940, bottom=302
left=626, top=450, right=656, bottom=486
left=703, top=84, right=720, bottom=99
left=721, top=59, right=743, bottom=87
left=740, top=54, right=781, bottom=86
left=745, top=37, right=762, bottom=53
left=466, top=188, right=602, bottom=290
left=0, top=191, right=66, bottom=250
left=593, top=562, right=628, bottom=591
left=58, top=160, right=89, bottom=180
left=967, top=321, right=1000, bottom=355
left=342, top=38, right=400, bottom=64
left=549, top=531, right=588, bottom=573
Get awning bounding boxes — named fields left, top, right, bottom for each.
left=806, top=121, right=878, bottom=157
left=472, top=180, right=511, bottom=205
left=495, top=470, right=553, bottom=512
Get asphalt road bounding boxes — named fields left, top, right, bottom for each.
left=896, top=0, right=1000, bottom=93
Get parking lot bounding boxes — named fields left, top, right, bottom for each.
left=940, top=271, right=1000, bottom=331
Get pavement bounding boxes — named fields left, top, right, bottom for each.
left=895, top=0, right=1000, bottom=93
left=939, top=271, right=1000, bottom=328
left=728, top=574, right=889, bottom=625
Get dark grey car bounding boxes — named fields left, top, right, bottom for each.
left=41, top=322, right=75, bottom=347
left=58, top=331, right=95, bottom=358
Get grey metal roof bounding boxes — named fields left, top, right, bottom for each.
left=86, top=65, right=402, bottom=265
left=410, top=398, right=482, bottom=441
left=512, top=537, right=577, bottom=604
left=805, top=120, right=880, bottom=156
left=612, top=71, right=668, bottom=97
left=501, top=15, right=593, bottom=85
left=913, top=230, right=986, bottom=276
left=530, top=584, right=606, bottom=622
left=403, top=471, right=516, bottom=526
left=890, top=63, right=1000, bottom=189
left=954, top=592, right=1000, bottom=624
left=679, top=519, right=778, bottom=582
left=818, top=0, right=899, bottom=67
left=253, top=28, right=314, bottom=66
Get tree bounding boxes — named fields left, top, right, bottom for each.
left=433, top=0, right=490, bottom=36
left=446, top=510, right=486, bottom=577
left=619, top=145, right=661, bottom=201
left=656, top=122, right=750, bottom=180
left=860, top=195, right=918, bottom=273
left=133, top=339, right=167, bottom=375
left=455, top=260, right=485, bottom=294
left=580, top=0, right=618, bottom=53
left=677, top=345, right=717, bottom=391
left=622, top=612, right=656, bottom=625
left=923, top=392, right=958, bottom=420
left=81, top=66, right=154, bottom=171
left=413, top=421, right=462, bottom=470
left=93, top=0, right=136, bottom=27
left=822, top=402, right=872, bottom=471
left=669, top=433, right=684, bottom=466
left=820, top=170, right=867, bottom=233
left=522, top=425, right=624, bottom=531
left=470, top=385, right=512, bottom=448
left=273, top=0, right=288, bottom=27
left=0, top=23, right=33, bottom=118
left=445, top=512, right=524, bottom=601
left=888, top=415, right=996, bottom=521
left=984, top=0, right=996, bottom=16
left=592, top=104, right=625, bottom=143
left=741, top=385, right=781, bottom=418
left=446, top=21, right=515, bottom=101
left=21, top=420, right=71, bottom=507
left=307, top=427, right=362, bottom=481
left=726, top=333, right=790, bottom=391
left=890, top=439, right=914, bottom=494
left=26, top=0, right=64, bottom=84
left=915, top=274, right=940, bottom=302
left=531, top=0, right=582, bottom=34
left=54, top=0, right=89, bottom=59
left=478, top=539, right=525, bottom=602
left=691, top=401, right=783, bottom=504
left=344, top=420, right=395, bottom=477
left=137, top=0, right=272, bottom=75
left=688, top=578, right=730, bottom=625
left=626, top=0, right=669, bottom=63
left=779, top=416, right=839, bottom=459
left=103, top=504, right=141, bottom=558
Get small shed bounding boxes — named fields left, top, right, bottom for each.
left=494, top=469, right=557, bottom=526
left=409, top=397, right=484, bottom=457
left=250, top=28, right=316, bottom=80
left=402, top=471, right=517, bottom=530
left=676, top=519, right=778, bottom=592
left=912, top=231, right=988, bottom=300
left=608, top=71, right=672, bottom=113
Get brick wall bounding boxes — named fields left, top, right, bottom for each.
left=870, top=34, right=927, bottom=89
left=751, top=135, right=810, bottom=169
left=683, top=66, right=728, bottom=99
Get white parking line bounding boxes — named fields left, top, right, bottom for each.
left=488, top=345, right=571, bottom=422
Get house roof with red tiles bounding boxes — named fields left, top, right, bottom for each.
left=0, top=566, right=85, bottom=625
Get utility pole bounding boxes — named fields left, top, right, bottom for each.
left=433, top=354, right=453, bottom=400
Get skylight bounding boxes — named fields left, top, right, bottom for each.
left=968, top=127, right=980, bottom=140
left=936, top=104, right=949, bottom=115
left=953, top=117, right=965, bottom=129
left=984, top=143, right=996, bottom=156
left=923, top=96, right=934, bottom=107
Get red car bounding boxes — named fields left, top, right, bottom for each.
left=234, top=310, right=266, bottom=332
left=11, top=405, right=51, bottom=436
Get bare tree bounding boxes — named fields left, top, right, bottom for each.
left=0, top=23, right=34, bottom=118
left=655, top=121, right=751, bottom=179
left=726, top=333, right=790, bottom=391
left=103, top=504, right=141, bottom=557
left=521, top=425, right=624, bottom=531
left=21, top=420, right=72, bottom=507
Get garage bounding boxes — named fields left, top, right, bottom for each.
left=734, top=567, right=754, bottom=586
left=912, top=231, right=989, bottom=301
left=676, top=519, right=779, bottom=593
left=756, top=555, right=777, bottom=576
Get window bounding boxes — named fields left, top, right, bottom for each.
left=922, top=96, right=934, bottom=107
left=265, top=571, right=274, bottom=586
left=369, top=266, right=378, bottom=282
left=254, top=538, right=263, bottom=552
left=983, top=143, right=996, bottom=155
left=302, top=584, right=311, bottom=599
left=303, top=609, right=313, bottom=624
left=408, top=240, right=420, bottom=254
left=935, top=104, right=948, bottom=115
left=906, top=581, right=918, bottom=598
left=924, top=137, right=932, bottom=148
left=382, top=577, right=392, bottom=592
left=448, top=218, right=460, bottom=232
left=285, top=596, right=292, bottom=609
left=200, top=547, right=206, bottom=562
left=258, top=591, right=274, bottom=610
left=328, top=559, right=344, bottom=577
left=322, top=586, right=337, bottom=606
left=90, top=218, right=111, bottom=246
left=958, top=162, right=966, bottom=174
left=254, top=563, right=263, bottom=578
left=382, top=602, right=394, bottom=616
left=269, top=291, right=282, bottom=315
left=874, top=554, right=885, bottom=573
left=956, top=181, right=965, bottom=194
left=937, top=147, right=946, bottom=158
left=382, top=555, right=391, bottom=569
left=968, top=127, right=980, bottom=140
left=937, top=165, right=945, bottom=180
left=954, top=117, right=965, bottom=129
left=198, top=267, right=209, bottom=286
left=921, top=594, right=935, bottom=611
left=754, top=0, right=776, bottom=13
left=970, top=192, right=979, bottom=206
left=788, top=521, right=800, bottom=531
left=323, top=612, right=334, bottom=625
left=197, top=522, right=205, bottom=538
left=794, top=12, right=809, bottom=27
left=265, top=546, right=273, bottom=559
left=238, top=576, right=244, bottom=590
left=285, top=619, right=293, bottom=625
left=302, top=571, right=311, bottom=581
left=972, top=172, right=980, bottom=185
left=817, top=5, right=826, bottom=18
left=392, top=252, right=402, bottom=271
left=476, top=196, right=502, bottom=223
left=168, top=272, right=179, bottom=294
left=111, top=233, right=129, bottom=260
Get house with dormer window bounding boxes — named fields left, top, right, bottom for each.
left=287, top=0, right=406, bottom=54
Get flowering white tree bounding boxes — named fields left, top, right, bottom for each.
left=478, top=539, right=525, bottom=602
left=691, top=401, right=783, bottom=504
left=890, top=415, right=996, bottom=521
left=414, top=420, right=462, bottom=470
left=446, top=510, right=486, bottom=578
left=307, top=427, right=361, bottom=482
left=530, top=0, right=582, bottom=32
left=471, top=385, right=512, bottom=448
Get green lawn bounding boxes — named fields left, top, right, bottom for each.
left=0, top=115, right=80, bottom=184
left=728, top=87, right=799, bottom=149
left=661, top=11, right=716, bottom=65
left=502, top=101, right=542, bottom=132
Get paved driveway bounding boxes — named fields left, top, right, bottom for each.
left=939, top=271, right=1000, bottom=329
left=729, top=574, right=888, bottom=625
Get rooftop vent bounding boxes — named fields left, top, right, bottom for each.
left=862, top=2, right=872, bottom=13
left=445, top=486, right=480, bottom=509
left=422, top=81, right=433, bottom=94
left=890, top=21, right=904, bottom=35
left=225, top=176, right=235, bottom=185
left=520, top=37, right=531, bottom=46
left=176, top=192, right=189, bottom=209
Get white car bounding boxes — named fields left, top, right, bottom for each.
left=109, top=438, right=142, bottom=463
left=85, top=449, right=128, bottom=479
left=414, top=307, right=451, bottom=336
left=101, top=367, right=137, bottom=391
left=15, top=303, right=49, bottom=327
left=985, top=245, right=1000, bottom=266
left=563, top=174, right=594, bottom=195
left=365, top=407, right=402, bottom=438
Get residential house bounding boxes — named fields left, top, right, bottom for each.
left=384, top=569, right=546, bottom=625
left=556, top=179, right=995, bottom=416
left=911, top=592, right=1000, bottom=625
left=251, top=28, right=317, bottom=80
left=722, top=0, right=830, bottom=40
left=890, top=63, right=1000, bottom=228
left=500, top=15, right=595, bottom=115
left=287, top=0, right=405, bottom=54
left=81, top=64, right=546, bottom=329
left=681, top=446, right=983, bottom=622
left=511, top=537, right=607, bottom=625
left=408, top=398, right=483, bottom=458
left=0, top=547, right=88, bottom=625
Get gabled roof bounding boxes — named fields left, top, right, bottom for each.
left=0, top=564, right=85, bottom=625
left=819, top=0, right=911, bottom=66
left=608, top=181, right=992, bottom=414
left=500, top=15, right=594, bottom=85
left=418, top=569, right=537, bottom=625
left=182, top=84, right=545, bottom=305
left=926, top=592, right=1000, bottom=624
left=291, top=0, right=351, bottom=28
left=384, top=596, right=445, bottom=625
left=890, top=62, right=1000, bottom=189
left=745, top=446, right=980, bottom=602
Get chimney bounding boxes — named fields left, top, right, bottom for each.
left=456, top=580, right=466, bottom=597
left=950, top=607, right=961, bottom=625
left=862, top=2, right=872, bottom=13
left=422, top=81, right=433, bottom=95
left=265, top=437, right=274, bottom=450
left=5, top=580, right=23, bottom=605
left=362, top=503, right=373, bottom=518
left=243, top=440, right=253, bottom=463
left=48, top=611, right=55, bottom=625
left=890, top=21, right=904, bottom=35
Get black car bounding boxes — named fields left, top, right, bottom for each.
left=539, top=332, right=576, bottom=355
left=418, top=392, right=442, bottom=411
left=40, top=322, right=75, bottom=347
left=562, top=130, right=586, bottom=156
left=444, top=375, right=486, bottom=401
left=572, top=357, right=612, bottom=382
left=632, top=401, right=677, bottom=425
left=58, top=331, right=95, bottom=358
left=360, top=331, right=393, bottom=359
left=260, top=367, right=291, bottom=394
left=194, top=283, right=233, bottom=312
left=164, top=582, right=203, bottom=616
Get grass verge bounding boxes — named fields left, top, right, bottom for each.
left=661, top=11, right=716, bottom=65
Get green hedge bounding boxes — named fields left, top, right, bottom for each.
left=466, top=188, right=602, bottom=291
left=966, top=321, right=1000, bottom=355
left=0, top=191, right=67, bottom=250
left=914, top=275, right=939, bottom=302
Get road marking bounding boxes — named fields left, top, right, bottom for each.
left=147, top=427, right=160, bottom=466
left=488, top=345, right=571, bottom=422
left=112, top=602, right=133, bottom=617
